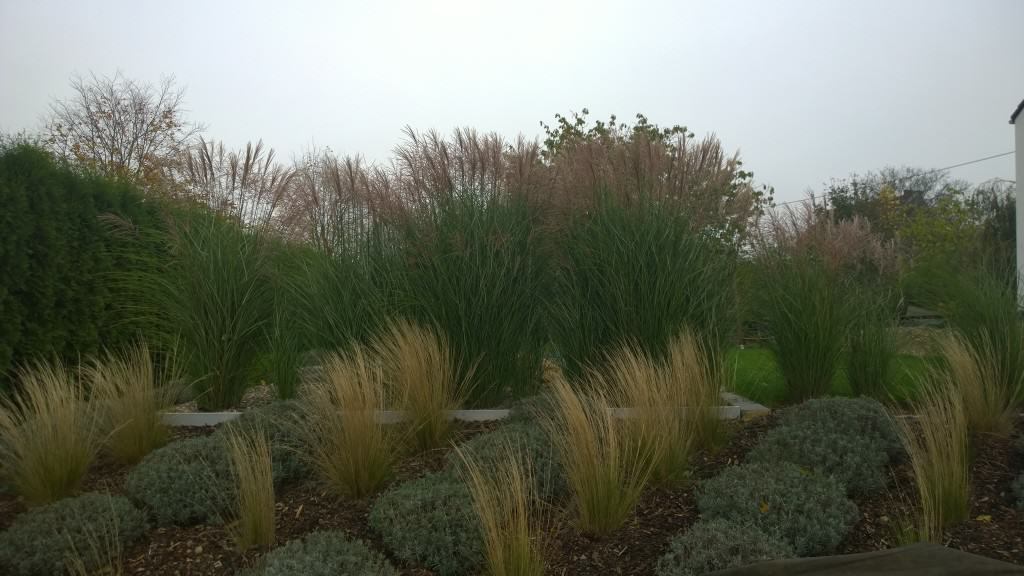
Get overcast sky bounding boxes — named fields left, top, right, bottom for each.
left=1, top=0, right=1021, bottom=201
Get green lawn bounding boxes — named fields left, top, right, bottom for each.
left=726, top=346, right=936, bottom=407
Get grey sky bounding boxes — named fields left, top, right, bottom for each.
left=1, top=0, right=1021, bottom=201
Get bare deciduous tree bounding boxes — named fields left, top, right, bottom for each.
left=44, top=72, right=201, bottom=187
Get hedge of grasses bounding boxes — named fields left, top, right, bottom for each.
left=550, top=192, right=736, bottom=379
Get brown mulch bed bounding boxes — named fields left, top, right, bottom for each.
left=839, top=421, right=1024, bottom=565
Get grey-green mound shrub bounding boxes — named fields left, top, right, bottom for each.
left=696, top=462, right=858, bottom=556
left=506, top=393, right=555, bottom=424
left=368, top=472, right=482, bottom=576
left=218, top=401, right=308, bottom=483
left=779, top=397, right=902, bottom=457
left=445, top=422, right=565, bottom=501
left=248, top=531, right=396, bottom=576
left=125, top=435, right=233, bottom=525
left=748, top=422, right=891, bottom=493
left=655, top=518, right=794, bottom=576
left=0, top=492, right=148, bottom=576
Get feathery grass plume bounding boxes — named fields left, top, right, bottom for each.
left=226, top=425, right=275, bottom=550
left=301, top=346, right=396, bottom=498
left=938, top=331, right=1015, bottom=436
left=594, top=342, right=689, bottom=486
left=373, top=318, right=467, bottom=451
left=664, top=330, right=725, bottom=452
left=897, top=373, right=971, bottom=543
left=456, top=440, right=544, bottom=576
left=87, top=341, right=181, bottom=464
left=543, top=371, right=659, bottom=535
left=0, top=360, right=100, bottom=505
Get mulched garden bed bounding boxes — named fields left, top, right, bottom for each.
left=2, top=413, right=1023, bottom=575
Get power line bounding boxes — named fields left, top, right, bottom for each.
left=773, top=150, right=1016, bottom=207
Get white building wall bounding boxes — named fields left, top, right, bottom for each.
left=1017, top=118, right=1024, bottom=304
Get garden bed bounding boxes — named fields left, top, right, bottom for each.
left=2, top=404, right=1021, bottom=575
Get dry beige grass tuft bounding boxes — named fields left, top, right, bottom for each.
left=373, top=318, right=466, bottom=451
left=226, top=425, right=276, bottom=550
left=897, top=371, right=971, bottom=543
left=87, top=342, right=181, bottom=464
left=543, top=371, right=659, bottom=534
left=301, top=346, right=397, bottom=498
left=457, top=440, right=544, bottom=576
left=0, top=360, right=101, bottom=505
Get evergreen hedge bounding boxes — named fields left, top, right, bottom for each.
left=0, top=144, right=163, bottom=390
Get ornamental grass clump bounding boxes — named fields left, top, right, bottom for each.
left=0, top=492, right=147, bottom=576
left=938, top=331, right=1017, bottom=436
left=87, top=341, right=181, bottom=464
left=758, top=252, right=852, bottom=402
left=373, top=318, right=467, bottom=451
left=138, top=213, right=274, bottom=410
left=595, top=341, right=691, bottom=486
left=375, top=190, right=550, bottom=407
left=655, top=518, right=794, bottom=576
left=543, top=371, right=660, bottom=535
left=898, top=371, right=971, bottom=542
left=226, top=425, right=276, bottom=550
left=550, top=192, right=735, bottom=380
left=664, top=330, right=725, bottom=452
left=302, top=346, right=396, bottom=498
left=846, top=299, right=898, bottom=399
left=456, top=440, right=544, bottom=576
left=0, top=359, right=101, bottom=505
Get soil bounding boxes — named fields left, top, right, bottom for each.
left=2, top=413, right=1023, bottom=575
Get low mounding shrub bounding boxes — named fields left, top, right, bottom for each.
left=125, top=435, right=233, bottom=525
left=249, top=531, right=396, bottom=576
left=218, top=401, right=308, bottom=483
left=778, top=397, right=902, bottom=457
left=0, top=360, right=102, bottom=505
left=0, top=492, right=148, bottom=576
left=369, top=472, right=482, bottom=576
left=696, top=462, right=858, bottom=556
left=748, top=397, right=900, bottom=494
left=748, top=423, right=890, bottom=494
left=655, top=518, right=795, bottom=576
left=446, top=422, right=565, bottom=501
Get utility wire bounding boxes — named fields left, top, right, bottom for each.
left=773, top=150, right=1016, bottom=207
